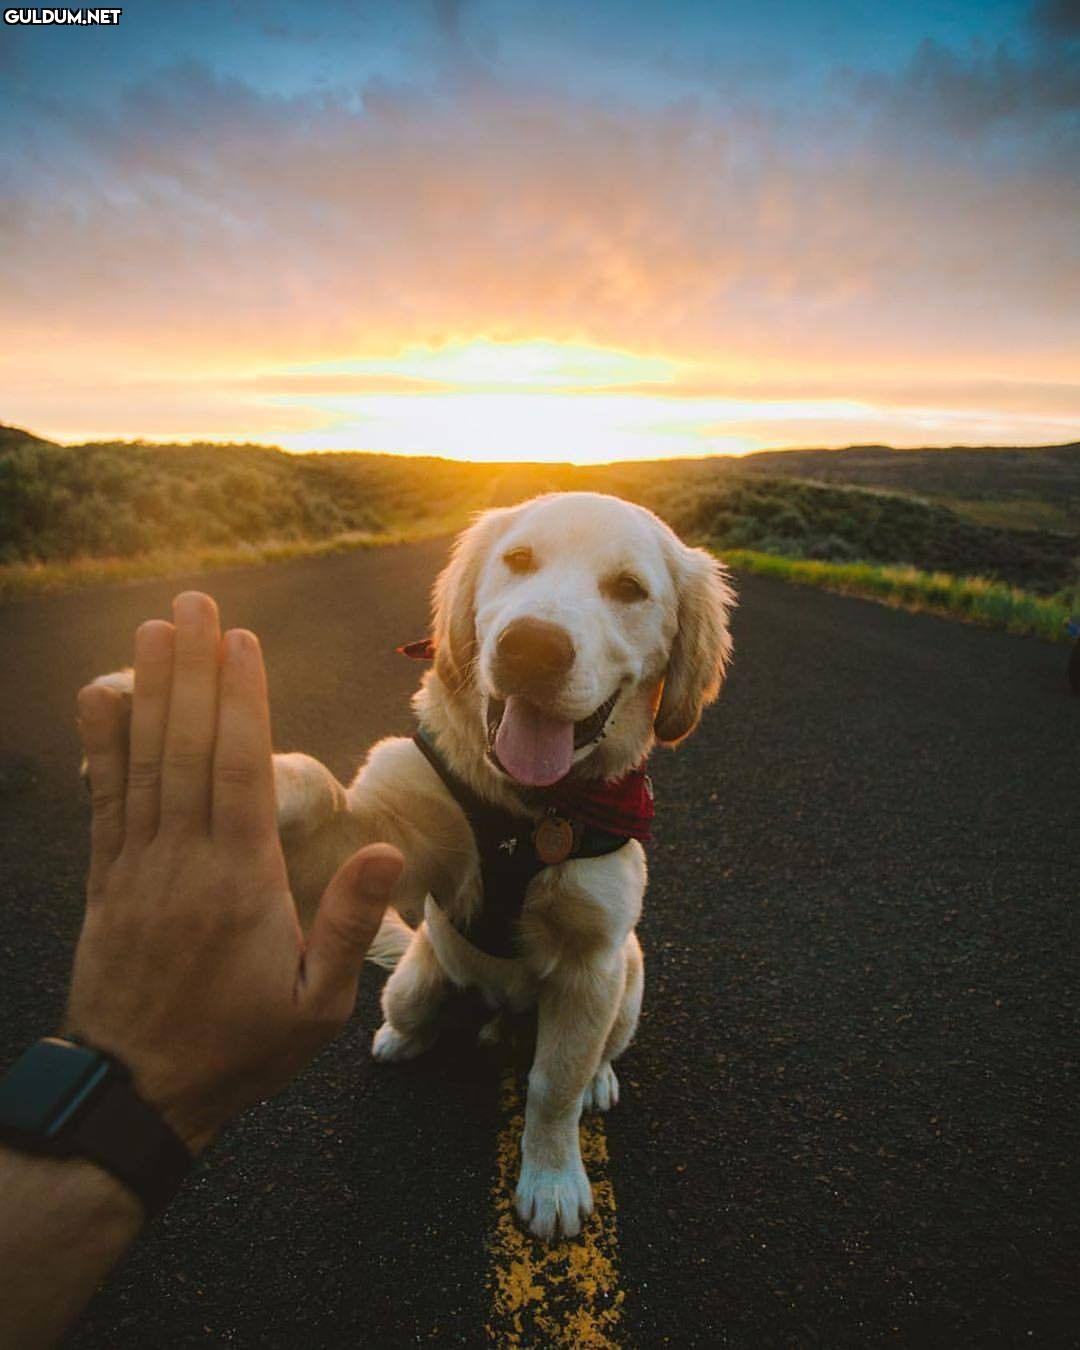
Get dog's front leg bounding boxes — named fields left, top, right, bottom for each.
left=371, top=921, right=450, bottom=1061
left=515, top=953, right=624, bottom=1240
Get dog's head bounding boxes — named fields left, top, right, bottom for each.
left=425, top=492, right=734, bottom=787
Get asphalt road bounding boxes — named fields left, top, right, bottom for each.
left=1, top=539, right=1077, bottom=1349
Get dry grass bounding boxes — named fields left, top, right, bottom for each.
left=0, top=522, right=462, bottom=603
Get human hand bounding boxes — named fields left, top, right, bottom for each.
left=68, top=591, right=402, bottom=1154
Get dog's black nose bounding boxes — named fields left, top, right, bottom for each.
left=496, top=619, right=575, bottom=683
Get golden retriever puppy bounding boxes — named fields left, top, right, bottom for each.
left=278, top=492, right=734, bottom=1238
left=90, top=492, right=734, bottom=1240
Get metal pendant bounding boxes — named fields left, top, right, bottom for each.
left=534, top=814, right=576, bottom=864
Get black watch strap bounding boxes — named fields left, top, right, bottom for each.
left=66, top=1073, right=193, bottom=1218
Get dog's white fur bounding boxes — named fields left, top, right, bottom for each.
left=93, top=492, right=735, bottom=1240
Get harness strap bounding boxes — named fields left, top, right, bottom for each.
left=412, top=727, right=492, bottom=823
left=411, top=728, right=630, bottom=958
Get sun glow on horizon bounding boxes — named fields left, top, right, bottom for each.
left=244, top=338, right=1067, bottom=463
left=264, top=338, right=747, bottom=461
left=297, top=338, right=682, bottom=391
left=5, top=337, right=1076, bottom=461
left=236, top=338, right=876, bottom=461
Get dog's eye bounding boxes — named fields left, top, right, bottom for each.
left=604, top=573, right=649, bottom=603
left=503, top=547, right=536, bottom=575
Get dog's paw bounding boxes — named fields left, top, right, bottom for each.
left=90, top=668, right=135, bottom=700
left=581, top=1062, right=619, bottom=1113
left=371, top=1021, right=432, bottom=1062
left=79, top=670, right=134, bottom=783
left=514, top=1159, right=593, bottom=1240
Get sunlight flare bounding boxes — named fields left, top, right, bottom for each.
left=255, top=339, right=881, bottom=461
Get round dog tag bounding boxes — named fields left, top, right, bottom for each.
left=534, top=815, right=575, bottom=864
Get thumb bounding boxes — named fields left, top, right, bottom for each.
left=303, top=844, right=404, bottom=1008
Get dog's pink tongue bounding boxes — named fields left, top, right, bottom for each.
left=494, top=695, right=574, bottom=787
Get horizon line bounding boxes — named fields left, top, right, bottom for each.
left=3, top=421, right=1078, bottom=467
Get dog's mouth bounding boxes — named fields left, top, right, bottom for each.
left=486, top=689, right=619, bottom=788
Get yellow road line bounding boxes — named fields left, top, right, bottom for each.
left=485, top=1068, right=625, bottom=1348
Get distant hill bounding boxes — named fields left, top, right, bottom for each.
left=0, top=424, right=1076, bottom=597
left=0, top=423, right=58, bottom=452
left=672, top=474, right=1073, bottom=595
left=739, top=442, right=1080, bottom=531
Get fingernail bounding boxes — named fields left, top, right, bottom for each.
left=225, top=629, right=257, bottom=664
left=173, top=591, right=213, bottom=625
left=360, top=854, right=403, bottom=901
left=136, top=619, right=173, bottom=659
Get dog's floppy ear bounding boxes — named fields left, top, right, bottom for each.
left=654, top=545, right=735, bottom=745
left=431, top=507, right=514, bottom=694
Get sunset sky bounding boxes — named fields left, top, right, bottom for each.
left=2, top=0, right=1077, bottom=461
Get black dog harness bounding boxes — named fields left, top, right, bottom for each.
left=412, top=726, right=649, bottom=959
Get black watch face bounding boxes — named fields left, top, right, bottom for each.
left=0, top=1038, right=113, bottom=1140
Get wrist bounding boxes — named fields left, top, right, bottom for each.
left=0, top=1037, right=195, bottom=1217
left=62, top=1027, right=221, bottom=1156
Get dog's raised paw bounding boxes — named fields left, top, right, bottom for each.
left=581, top=1062, right=619, bottom=1113
left=371, top=1022, right=432, bottom=1062
left=79, top=669, right=134, bottom=784
left=91, top=669, right=134, bottom=700
left=514, top=1159, right=593, bottom=1240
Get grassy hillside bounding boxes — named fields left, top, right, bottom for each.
left=1, top=425, right=1076, bottom=626
left=0, top=425, right=723, bottom=566
left=739, top=442, right=1080, bottom=531
left=0, top=436, right=442, bottom=564
left=673, top=476, right=1074, bottom=593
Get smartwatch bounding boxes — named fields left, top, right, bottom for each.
left=0, top=1037, right=192, bottom=1217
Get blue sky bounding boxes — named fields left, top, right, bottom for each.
left=1, top=0, right=1077, bottom=457
left=2, top=1, right=1041, bottom=109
